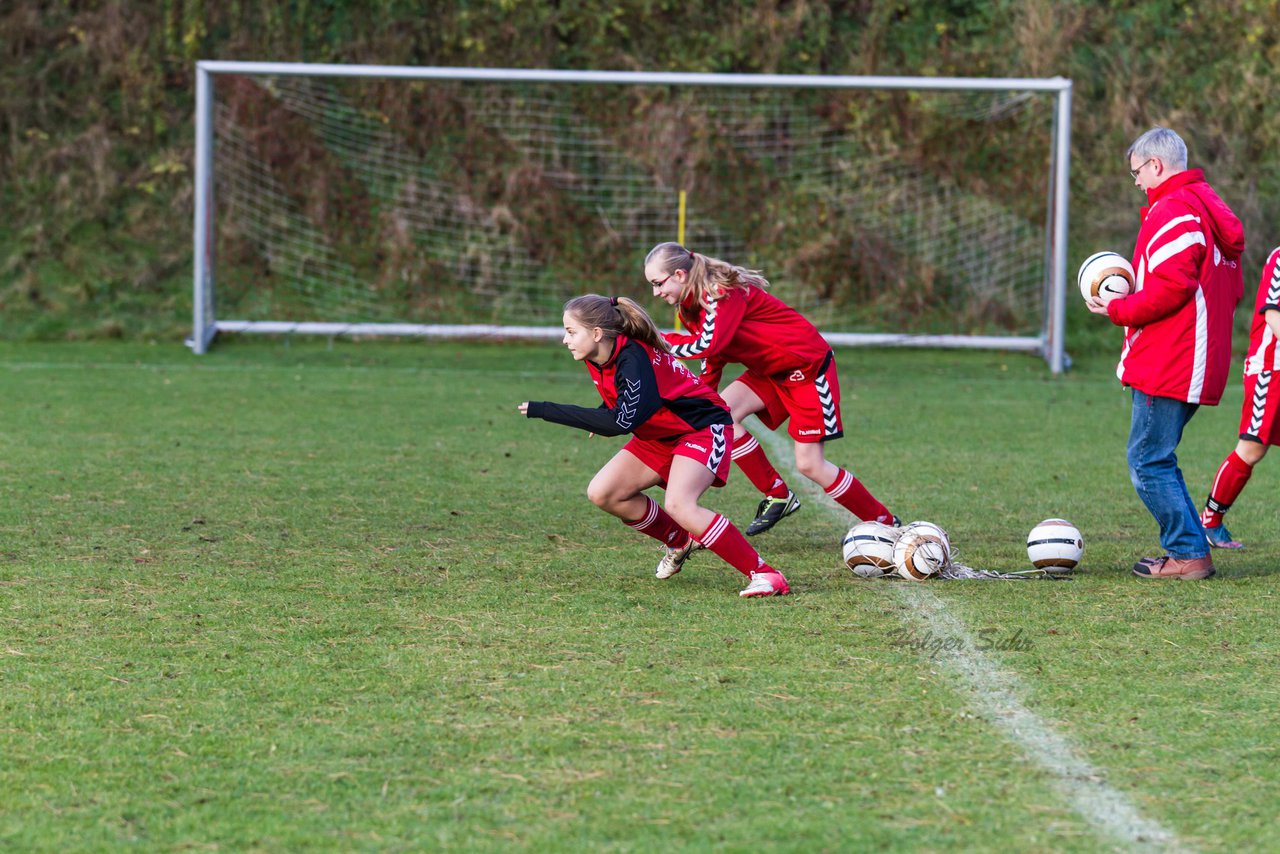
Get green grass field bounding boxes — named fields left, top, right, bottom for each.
left=2, top=339, right=1277, bottom=851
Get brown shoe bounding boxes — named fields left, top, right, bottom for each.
left=1132, top=555, right=1215, bottom=580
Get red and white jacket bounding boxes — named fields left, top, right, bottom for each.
left=1242, top=247, right=1280, bottom=377
left=664, top=285, right=830, bottom=389
left=1107, top=169, right=1244, bottom=405
left=525, top=335, right=731, bottom=440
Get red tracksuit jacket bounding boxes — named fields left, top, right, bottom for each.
left=1108, top=169, right=1245, bottom=405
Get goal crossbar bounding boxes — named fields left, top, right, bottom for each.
left=191, top=62, right=1071, bottom=371
left=195, top=61, right=1071, bottom=93
left=211, top=321, right=1044, bottom=353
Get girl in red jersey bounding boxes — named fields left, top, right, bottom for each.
left=1200, top=245, right=1280, bottom=550
left=519, top=294, right=790, bottom=597
left=643, top=242, right=899, bottom=534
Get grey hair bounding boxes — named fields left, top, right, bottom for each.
left=1127, top=126, right=1188, bottom=171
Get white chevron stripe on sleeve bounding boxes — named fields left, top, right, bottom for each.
left=615, top=377, right=642, bottom=429
left=669, top=302, right=717, bottom=358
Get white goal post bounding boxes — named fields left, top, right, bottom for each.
left=191, top=62, right=1071, bottom=372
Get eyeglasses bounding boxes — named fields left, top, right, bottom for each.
left=649, top=273, right=674, bottom=288
left=1129, top=158, right=1155, bottom=179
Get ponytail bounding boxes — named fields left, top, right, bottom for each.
left=644, top=241, right=769, bottom=311
left=563, top=294, right=672, bottom=354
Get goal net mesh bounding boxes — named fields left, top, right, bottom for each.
left=210, top=75, right=1054, bottom=338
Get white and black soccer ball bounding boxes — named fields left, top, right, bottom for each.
left=1077, top=251, right=1135, bottom=305
left=892, top=521, right=952, bottom=581
left=842, top=520, right=901, bottom=578
left=1026, top=518, right=1084, bottom=573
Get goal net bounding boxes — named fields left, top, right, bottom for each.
left=192, top=64, right=1070, bottom=370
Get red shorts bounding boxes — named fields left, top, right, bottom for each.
left=623, top=424, right=731, bottom=488
left=733, top=351, right=844, bottom=443
left=1239, top=370, right=1280, bottom=445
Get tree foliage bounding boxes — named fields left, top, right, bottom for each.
left=1, top=0, right=1277, bottom=339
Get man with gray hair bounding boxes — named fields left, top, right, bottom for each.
left=1086, top=126, right=1245, bottom=579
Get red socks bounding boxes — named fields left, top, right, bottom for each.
left=629, top=500, right=772, bottom=579
left=629, top=502, right=772, bottom=579
left=695, top=514, right=769, bottom=577
left=1202, top=451, right=1254, bottom=527
left=731, top=432, right=790, bottom=499
left=825, top=467, right=893, bottom=524
left=625, top=496, right=689, bottom=547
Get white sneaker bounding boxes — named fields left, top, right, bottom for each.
left=739, top=570, right=791, bottom=597
left=656, top=538, right=699, bottom=579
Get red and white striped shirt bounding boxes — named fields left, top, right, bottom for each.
left=1243, top=247, right=1280, bottom=377
left=1107, top=169, right=1245, bottom=405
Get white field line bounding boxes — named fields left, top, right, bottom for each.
left=753, top=426, right=1187, bottom=852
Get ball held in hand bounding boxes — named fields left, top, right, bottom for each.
left=1077, top=251, right=1134, bottom=305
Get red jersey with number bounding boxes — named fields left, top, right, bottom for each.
left=664, top=285, right=830, bottom=389
left=525, top=335, right=731, bottom=439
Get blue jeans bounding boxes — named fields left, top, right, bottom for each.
left=1126, top=389, right=1207, bottom=560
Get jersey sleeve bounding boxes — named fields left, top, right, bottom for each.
left=1258, top=249, right=1280, bottom=316
left=524, top=344, right=663, bottom=436
left=667, top=290, right=748, bottom=360
left=663, top=328, right=700, bottom=349
left=1108, top=203, right=1204, bottom=328
left=698, top=356, right=726, bottom=391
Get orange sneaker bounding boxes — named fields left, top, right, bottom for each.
left=1131, top=555, right=1215, bottom=580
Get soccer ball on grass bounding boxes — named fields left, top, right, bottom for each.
left=842, top=521, right=900, bottom=578
left=1026, top=518, right=1084, bottom=573
left=892, top=521, right=952, bottom=581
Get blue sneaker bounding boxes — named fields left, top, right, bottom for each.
left=1205, top=523, right=1244, bottom=550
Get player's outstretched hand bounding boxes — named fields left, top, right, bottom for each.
left=517, top=402, right=529, bottom=415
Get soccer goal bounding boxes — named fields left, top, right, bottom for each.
left=191, top=63, right=1072, bottom=372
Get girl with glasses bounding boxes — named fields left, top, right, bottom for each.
left=644, top=243, right=899, bottom=541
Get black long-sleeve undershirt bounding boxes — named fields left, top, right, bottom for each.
left=526, top=343, right=662, bottom=436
